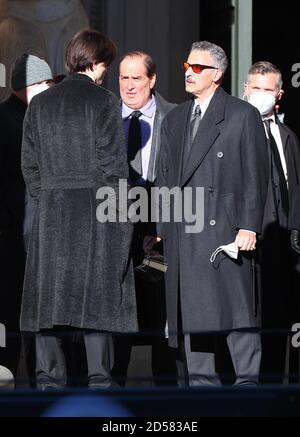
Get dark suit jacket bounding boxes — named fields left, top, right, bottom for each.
left=0, top=94, right=34, bottom=238
left=259, top=118, right=300, bottom=330
left=123, top=92, right=176, bottom=336
left=289, top=187, right=300, bottom=230
left=261, top=118, right=300, bottom=231
left=147, top=91, right=176, bottom=183
left=156, top=86, right=269, bottom=346
left=280, top=122, right=300, bottom=230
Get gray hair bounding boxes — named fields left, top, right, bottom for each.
left=191, top=41, right=228, bottom=75
left=247, top=61, right=283, bottom=90
left=119, top=51, right=156, bottom=78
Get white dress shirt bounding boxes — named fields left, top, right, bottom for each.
left=122, top=95, right=156, bottom=183
left=263, top=114, right=288, bottom=184
left=193, top=93, right=215, bottom=118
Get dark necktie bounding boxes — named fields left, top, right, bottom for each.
left=264, top=119, right=289, bottom=215
left=183, top=104, right=202, bottom=170
left=190, top=104, right=202, bottom=143
left=127, top=110, right=142, bottom=181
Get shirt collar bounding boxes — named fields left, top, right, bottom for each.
left=262, top=113, right=276, bottom=124
left=193, top=92, right=215, bottom=116
left=122, top=94, right=156, bottom=119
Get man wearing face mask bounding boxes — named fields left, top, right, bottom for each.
left=0, top=54, right=53, bottom=383
left=245, top=61, right=300, bottom=383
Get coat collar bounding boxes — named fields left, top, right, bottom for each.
left=8, top=93, right=28, bottom=113
left=276, top=117, right=289, bottom=154
left=181, top=86, right=226, bottom=187
left=64, top=73, right=95, bottom=84
left=153, top=91, right=171, bottom=117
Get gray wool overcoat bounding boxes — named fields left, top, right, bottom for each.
left=20, top=73, right=137, bottom=333
left=156, top=87, right=269, bottom=347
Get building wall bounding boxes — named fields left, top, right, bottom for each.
left=253, top=0, right=300, bottom=138
left=104, top=0, right=200, bottom=103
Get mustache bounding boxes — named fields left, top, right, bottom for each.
left=185, top=75, right=195, bottom=82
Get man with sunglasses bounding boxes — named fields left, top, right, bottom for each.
left=144, top=41, right=269, bottom=386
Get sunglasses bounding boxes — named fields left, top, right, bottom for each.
left=182, top=62, right=218, bottom=74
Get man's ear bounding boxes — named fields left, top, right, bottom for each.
left=244, top=82, right=249, bottom=96
left=91, top=62, right=100, bottom=72
left=213, top=69, right=223, bottom=84
left=150, top=73, right=157, bottom=90
left=277, top=88, right=284, bottom=101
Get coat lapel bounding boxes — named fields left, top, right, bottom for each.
left=148, top=93, right=167, bottom=182
left=170, top=100, right=193, bottom=186
left=277, top=121, right=289, bottom=155
left=180, top=87, right=226, bottom=187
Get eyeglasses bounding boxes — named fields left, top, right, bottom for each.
left=182, top=62, right=218, bottom=74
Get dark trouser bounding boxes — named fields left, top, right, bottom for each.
left=178, top=330, right=261, bottom=387
left=259, top=220, right=300, bottom=383
left=112, top=220, right=177, bottom=386
left=0, top=228, right=24, bottom=377
left=112, top=267, right=177, bottom=386
left=35, top=330, right=114, bottom=389
left=112, top=334, right=176, bottom=386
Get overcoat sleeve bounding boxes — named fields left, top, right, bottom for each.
left=286, top=128, right=300, bottom=230
left=21, top=101, right=41, bottom=199
left=236, top=108, right=269, bottom=234
left=95, top=93, right=128, bottom=184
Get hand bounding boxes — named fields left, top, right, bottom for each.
left=291, top=229, right=300, bottom=255
left=234, top=229, right=256, bottom=251
left=143, top=236, right=162, bottom=255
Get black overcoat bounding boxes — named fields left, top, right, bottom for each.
left=284, top=123, right=300, bottom=231
left=156, top=87, right=269, bottom=347
left=259, top=120, right=300, bottom=331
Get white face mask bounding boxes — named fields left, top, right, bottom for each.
left=210, top=242, right=239, bottom=263
left=248, top=91, right=276, bottom=116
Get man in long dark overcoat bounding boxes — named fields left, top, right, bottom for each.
left=145, top=41, right=269, bottom=386
left=20, top=29, right=137, bottom=389
left=245, top=61, right=300, bottom=383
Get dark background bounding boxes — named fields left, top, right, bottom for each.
left=199, top=0, right=300, bottom=137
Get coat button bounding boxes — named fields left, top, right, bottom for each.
left=217, top=152, right=223, bottom=158
left=209, top=186, right=214, bottom=193
left=209, top=219, right=216, bottom=226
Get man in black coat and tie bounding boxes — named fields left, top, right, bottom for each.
left=144, top=41, right=269, bottom=387
left=112, top=51, right=177, bottom=386
left=244, top=61, right=300, bottom=383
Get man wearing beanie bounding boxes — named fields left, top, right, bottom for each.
left=0, top=53, right=53, bottom=386
left=10, top=54, right=53, bottom=102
